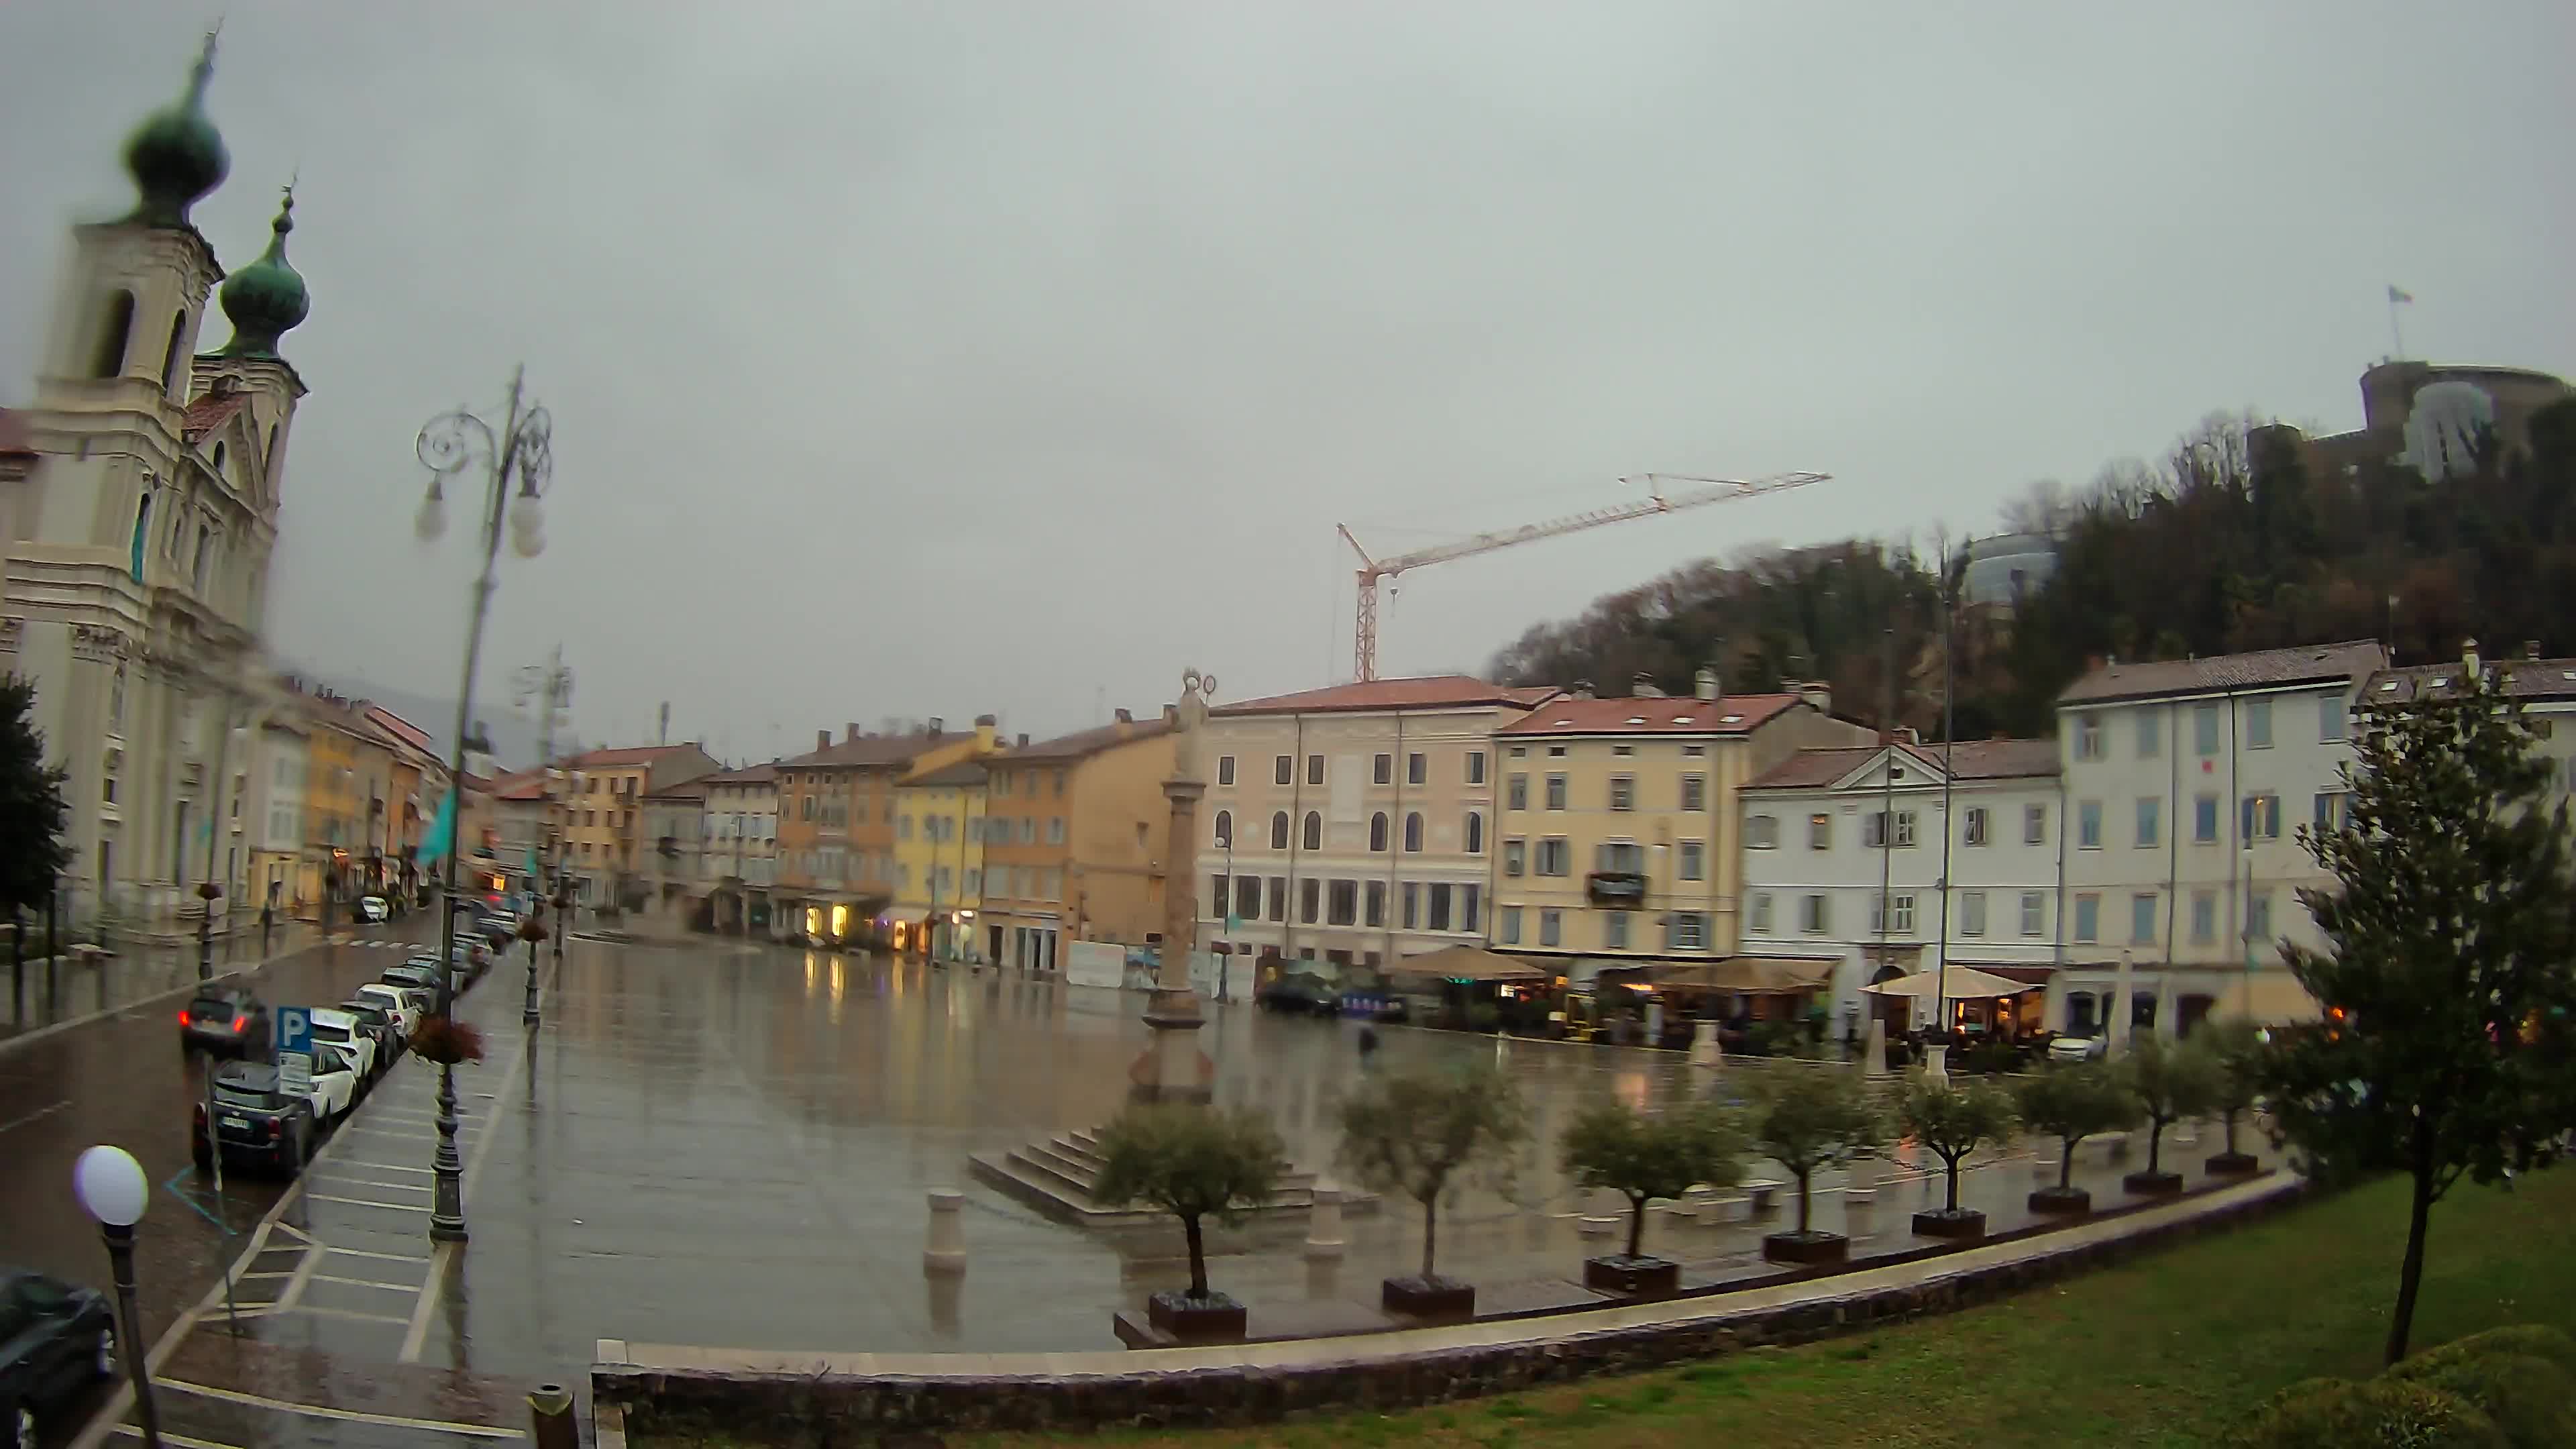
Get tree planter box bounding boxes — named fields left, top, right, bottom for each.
left=2205, top=1151, right=2261, bottom=1177
left=1760, top=1231, right=1848, bottom=1266
left=1381, top=1275, right=1476, bottom=1318
left=2123, top=1169, right=2184, bottom=1196
left=1145, top=1291, right=1246, bottom=1342
left=2027, top=1185, right=2092, bottom=1216
left=1911, top=1208, right=1986, bottom=1240
left=1582, top=1255, right=1680, bottom=1298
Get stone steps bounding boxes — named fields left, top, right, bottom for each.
left=968, top=1124, right=1373, bottom=1228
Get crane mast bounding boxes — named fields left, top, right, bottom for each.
left=1339, top=470, right=1829, bottom=682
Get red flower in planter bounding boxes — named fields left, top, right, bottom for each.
left=409, top=1016, right=487, bottom=1066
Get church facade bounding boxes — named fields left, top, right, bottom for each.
left=2, top=37, right=315, bottom=923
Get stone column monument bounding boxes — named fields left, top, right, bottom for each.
left=1130, top=668, right=1218, bottom=1104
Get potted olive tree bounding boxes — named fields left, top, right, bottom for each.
left=1898, top=1074, right=2019, bottom=1240
left=2014, top=1059, right=2139, bottom=1214
left=1091, top=1104, right=1283, bottom=1342
left=1336, top=1063, right=1527, bottom=1318
left=2123, top=1033, right=2222, bottom=1195
left=1751, top=1069, right=1889, bottom=1266
left=1560, top=1095, right=1746, bottom=1297
left=2194, top=1019, right=2268, bottom=1177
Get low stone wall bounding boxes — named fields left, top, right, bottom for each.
left=597, top=1174, right=2304, bottom=1440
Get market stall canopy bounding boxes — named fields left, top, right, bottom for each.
left=1651, top=956, right=1837, bottom=992
left=1382, top=945, right=1552, bottom=983
left=1865, top=967, right=2035, bottom=1000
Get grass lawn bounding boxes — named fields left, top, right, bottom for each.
left=923, top=1168, right=2576, bottom=1449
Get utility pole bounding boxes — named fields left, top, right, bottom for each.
left=1933, top=549, right=1959, bottom=1063
left=1875, top=626, right=1896, bottom=1000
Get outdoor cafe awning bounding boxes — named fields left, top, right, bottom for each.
left=1865, top=967, right=2037, bottom=1000
left=1380, top=945, right=1552, bottom=984
left=1649, top=956, right=1837, bottom=994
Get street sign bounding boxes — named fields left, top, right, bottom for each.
left=276, top=1006, right=313, bottom=1094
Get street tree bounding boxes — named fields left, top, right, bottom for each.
left=2123, top=1032, right=2221, bottom=1187
left=1336, top=1063, right=1527, bottom=1285
left=0, top=675, right=71, bottom=916
left=1560, top=1096, right=1746, bottom=1262
left=2192, top=1018, right=2269, bottom=1172
left=1092, top=1104, right=1284, bottom=1304
left=2015, top=1060, right=2140, bottom=1203
left=1898, top=1075, right=2019, bottom=1220
left=2261, top=658, right=2576, bottom=1364
left=1749, top=1068, right=1889, bottom=1240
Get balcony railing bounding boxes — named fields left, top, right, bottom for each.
left=1585, top=871, right=1648, bottom=907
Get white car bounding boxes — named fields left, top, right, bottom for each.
left=353, top=983, right=424, bottom=1036
left=305, top=1008, right=377, bottom=1080
left=2048, top=1032, right=2111, bottom=1063
left=302, top=1042, right=361, bottom=1121
left=358, top=895, right=390, bottom=923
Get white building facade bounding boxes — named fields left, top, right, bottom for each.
left=2054, top=641, right=2385, bottom=1036
left=1193, top=676, right=1556, bottom=973
left=1, top=42, right=313, bottom=923
left=1738, top=739, right=2063, bottom=1035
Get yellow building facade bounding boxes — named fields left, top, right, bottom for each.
left=891, top=757, right=991, bottom=958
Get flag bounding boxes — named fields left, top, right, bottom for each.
left=418, top=790, right=456, bottom=866
left=2387, top=284, right=2414, bottom=305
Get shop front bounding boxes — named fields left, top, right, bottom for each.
left=1377, top=945, right=1555, bottom=1033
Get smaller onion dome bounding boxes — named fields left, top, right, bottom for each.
left=217, top=187, right=309, bottom=360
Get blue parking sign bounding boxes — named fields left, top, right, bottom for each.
left=277, top=1006, right=313, bottom=1057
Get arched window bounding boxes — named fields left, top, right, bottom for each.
left=1465, top=812, right=1485, bottom=855
left=1403, top=812, right=1424, bottom=852
left=158, top=310, right=189, bottom=393
left=1212, top=810, right=1232, bottom=848
left=211, top=441, right=226, bottom=475
left=1368, top=812, right=1389, bottom=852
left=92, top=291, right=136, bottom=378
left=129, top=492, right=152, bottom=580
left=1270, top=812, right=1289, bottom=851
left=109, top=666, right=127, bottom=729
left=1301, top=811, right=1322, bottom=851
left=192, top=525, right=211, bottom=586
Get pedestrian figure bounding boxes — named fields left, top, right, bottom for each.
left=1357, top=1024, right=1379, bottom=1063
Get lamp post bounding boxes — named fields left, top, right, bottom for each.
left=73, top=1145, right=160, bottom=1448
left=521, top=913, right=545, bottom=1029
left=413, top=367, right=555, bottom=1244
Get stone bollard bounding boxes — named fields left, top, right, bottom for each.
left=2174, top=1117, right=2198, bottom=1148
left=1688, top=1020, right=1721, bottom=1069
left=1921, top=1042, right=1950, bottom=1085
left=1843, top=1188, right=1878, bottom=1238
left=923, top=1188, right=967, bottom=1275
left=527, top=1383, right=578, bottom=1449
left=1303, top=1181, right=1346, bottom=1260
left=1577, top=1189, right=1621, bottom=1237
left=1862, top=1017, right=1888, bottom=1078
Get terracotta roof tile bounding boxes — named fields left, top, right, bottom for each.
left=1745, top=737, right=2058, bottom=791
left=1006, top=717, right=1173, bottom=761
left=180, top=392, right=246, bottom=443
left=904, top=760, right=989, bottom=788
left=2058, top=641, right=2386, bottom=706
left=0, top=408, right=34, bottom=459
left=1497, top=694, right=1803, bottom=737
left=774, top=733, right=961, bottom=769
left=2365, top=656, right=2576, bottom=705
left=698, top=763, right=778, bottom=785
left=566, top=743, right=709, bottom=768
left=1215, top=675, right=1559, bottom=717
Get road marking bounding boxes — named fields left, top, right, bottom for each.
left=397, top=1238, right=457, bottom=1364
left=313, top=1274, right=417, bottom=1291
left=311, top=1174, right=431, bottom=1194
left=113, top=1426, right=241, bottom=1449
left=308, top=1192, right=424, bottom=1212
left=402, top=1015, right=535, bottom=1364
left=338, top=1159, right=435, bottom=1173
left=280, top=1303, right=413, bottom=1326
left=0, top=1099, right=71, bottom=1135
left=234, top=1271, right=294, bottom=1281
left=155, top=1379, right=524, bottom=1438
left=325, top=1244, right=431, bottom=1263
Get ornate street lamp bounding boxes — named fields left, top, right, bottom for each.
left=72, top=1145, right=160, bottom=1447
left=412, top=368, right=554, bottom=1243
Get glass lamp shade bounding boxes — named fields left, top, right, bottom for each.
left=508, top=496, right=545, bottom=557
left=414, top=488, right=449, bottom=542
left=73, top=1144, right=148, bottom=1226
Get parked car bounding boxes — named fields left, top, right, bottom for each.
left=192, top=1061, right=318, bottom=1172
left=1256, top=973, right=1342, bottom=1017
left=358, top=895, right=390, bottom=924
left=352, top=983, right=424, bottom=1036
left=337, top=999, right=405, bottom=1061
left=386, top=961, right=464, bottom=999
left=2047, top=1031, right=2110, bottom=1063
left=305, top=1008, right=377, bottom=1082
left=301, top=1044, right=361, bottom=1122
left=0, top=1266, right=117, bottom=1449
left=178, top=985, right=272, bottom=1058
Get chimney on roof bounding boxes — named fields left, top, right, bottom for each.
left=846, top=722, right=861, bottom=743
left=816, top=729, right=831, bottom=751
left=1632, top=672, right=1662, bottom=698
left=1016, top=732, right=1029, bottom=748
left=926, top=716, right=945, bottom=735
left=1570, top=680, right=1595, bottom=700
left=973, top=714, right=996, bottom=751
left=1114, top=707, right=1134, bottom=724
left=1793, top=680, right=1833, bottom=716
left=1162, top=703, right=1179, bottom=724
left=2526, top=639, right=2543, bottom=661
left=1693, top=665, right=1720, bottom=702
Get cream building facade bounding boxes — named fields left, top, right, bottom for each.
left=698, top=763, right=777, bottom=934
left=3, top=42, right=315, bottom=924
left=1491, top=674, right=1873, bottom=974
left=1193, top=676, right=1557, bottom=973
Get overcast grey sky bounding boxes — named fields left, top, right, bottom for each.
left=5, top=2, right=2570, bottom=761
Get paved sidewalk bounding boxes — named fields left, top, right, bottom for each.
left=1, top=922, right=323, bottom=1041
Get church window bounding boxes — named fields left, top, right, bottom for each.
left=193, top=525, right=211, bottom=586
left=158, top=310, right=188, bottom=392
left=93, top=291, right=136, bottom=378
left=109, top=666, right=126, bottom=729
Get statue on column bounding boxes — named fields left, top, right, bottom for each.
left=1173, top=668, right=1218, bottom=782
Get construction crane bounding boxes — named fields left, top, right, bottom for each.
left=1337, top=470, right=1829, bottom=682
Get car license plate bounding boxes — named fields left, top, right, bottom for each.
left=221, top=1115, right=249, bottom=1130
